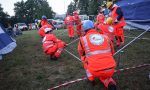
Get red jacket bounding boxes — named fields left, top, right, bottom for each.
left=64, top=15, right=74, bottom=25
left=38, top=23, right=53, bottom=38
left=78, top=29, right=116, bottom=71
left=98, top=24, right=116, bottom=41
left=73, top=14, right=81, bottom=25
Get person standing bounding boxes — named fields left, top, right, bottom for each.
left=107, top=2, right=126, bottom=47
left=64, top=14, right=75, bottom=39
left=73, top=11, right=82, bottom=36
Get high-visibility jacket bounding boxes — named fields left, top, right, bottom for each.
left=73, top=14, right=81, bottom=25
left=38, top=24, right=53, bottom=38
left=95, top=13, right=105, bottom=28
left=64, top=15, right=74, bottom=25
left=42, top=34, right=58, bottom=54
left=98, top=24, right=116, bottom=42
left=73, top=14, right=82, bottom=36
left=42, top=33, right=65, bottom=55
left=96, top=13, right=105, bottom=24
left=111, top=6, right=126, bottom=28
left=78, top=29, right=116, bottom=71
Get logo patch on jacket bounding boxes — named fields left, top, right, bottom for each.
left=89, top=34, right=104, bottom=45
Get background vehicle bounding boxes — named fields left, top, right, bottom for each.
left=14, top=23, right=28, bottom=31
left=48, top=19, right=65, bottom=29
left=28, top=23, right=36, bottom=30
left=79, top=15, right=89, bottom=21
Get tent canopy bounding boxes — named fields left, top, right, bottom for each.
left=116, top=0, right=150, bottom=20
left=0, top=23, right=17, bottom=55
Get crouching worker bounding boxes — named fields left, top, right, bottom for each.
left=42, top=28, right=66, bottom=60
left=78, top=20, right=117, bottom=90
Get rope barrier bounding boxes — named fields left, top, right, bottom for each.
left=48, top=64, right=150, bottom=90
left=125, top=36, right=150, bottom=40
left=49, top=28, right=150, bottom=90
left=66, top=38, right=79, bottom=46
left=114, top=28, right=150, bottom=55
left=64, top=49, right=81, bottom=62
left=48, top=77, right=87, bottom=90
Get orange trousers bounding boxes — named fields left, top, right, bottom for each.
left=76, top=24, right=82, bottom=36
left=115, top=27, right=124, bottom=46
left=84, top=63, right=116, bottom=88
left=46, top=40, right=65, bottom=58
left=67, top=25, right=74, bottom=38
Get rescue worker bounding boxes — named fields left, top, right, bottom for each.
left=42, top=27, right=66, bottom=60
left=64, top=14, right=75, bottom=39
left=98, top=17, right=116, bottom=43
left=73, top=11, right=82, bottom=36
left=94, top=8, right=105, bottom=29
left=107, top=2, right=126, bottom=47
left=78, top=20, right=116, bottom=90
left=38, top=15, right=53, bottom=38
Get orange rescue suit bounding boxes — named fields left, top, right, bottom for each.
left=98, top=24, right=116, bottom=42
left=95, top=13, right=105, bottom=28
left=42, top=33, right=66, bottom=58
left=38, top=20, right=53, bottom=38
left=111, top=6, right=126, bottom=46
left=78, top=29, right=116, bottom=88
left=64, top=15, right=75, bottom=38
left=73, top=14, right=82, bottom=36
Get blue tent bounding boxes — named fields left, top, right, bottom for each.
left=0, top=23, right=17, bottom=60
left=116, top=0, right=150, bottom=20
left=116, top=0, right=150, bottom=30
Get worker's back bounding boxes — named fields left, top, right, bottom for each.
left=80, top=29, right=116, bottom=71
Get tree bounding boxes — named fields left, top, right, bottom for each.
left=78, top=0, right=89, bottom=15
left=14, top=0, right=27, bottom=23
left=72, top=0, right=106, bottom=15
left=0, top=4, right=9, bottom=27
left=88, top=0, right=99, bottom=15
left=14, top=0, right=55, bottom=23
left=67, top=2, right=76, bottom=15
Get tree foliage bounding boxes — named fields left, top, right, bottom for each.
left=67, top=2, right=76, bottom=15
left=14, top=0, right=55, bottom=23
left=0, top=4, right=9, bottom=27
left=69, top=0, right=106, bottom=15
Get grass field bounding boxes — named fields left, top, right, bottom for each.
left=0, top=29, right=150, bottom=90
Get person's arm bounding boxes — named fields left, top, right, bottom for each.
left=78, top=40, right=86, bottom=62
left=110, top=40, right=115, bottom=55
left=116, top=7, right=123, bottom=21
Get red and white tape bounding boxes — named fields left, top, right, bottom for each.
left=48, top=64, right=150, bottom=90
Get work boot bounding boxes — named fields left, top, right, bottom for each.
left=108, top=82, right=117, bottom=90
left=50, top=56, right=57, bottom=60
left=86, top=79, right=95, bottom=90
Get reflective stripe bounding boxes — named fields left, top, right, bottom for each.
left=56, top=48, right=63, bottom=53
left=86, top=49, right=111, bottom=57
left=82, top=35, right=111, bottom=57
left=45, top=44, right=54, bottom=49
left=44, top=41, right=53, bottom=44
left=86, top=70, right=93, bottom=77
left=82, top=36, right=90, bottom=53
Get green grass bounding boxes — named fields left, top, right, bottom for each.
left=0, top=29, right=150, bottom=90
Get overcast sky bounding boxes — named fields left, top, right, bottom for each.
left=0, top=0, right=73, bottom=16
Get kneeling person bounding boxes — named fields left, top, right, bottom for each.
left=78, top=20, right=116, bottom=90
left=42, top=28, right=66, bottom=60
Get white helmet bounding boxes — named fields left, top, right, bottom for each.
left=44, top=28, right=52, bottom=33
